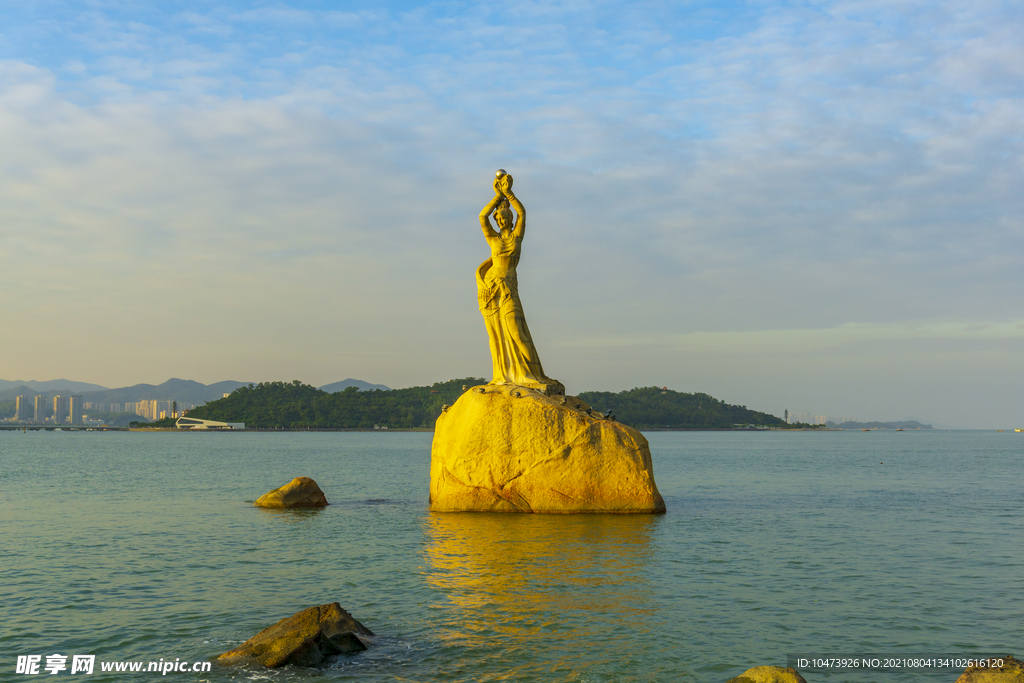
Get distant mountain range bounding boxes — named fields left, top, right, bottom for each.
left=318, top=379, right=391, bottom=392
left=0, top=377, right=390, bottom=407
left=828, top=420, right=934, bottom=430
left=0, top=379, right=110, bottom=393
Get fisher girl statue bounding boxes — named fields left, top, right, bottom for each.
left=476, top=170, right=564, bottom=396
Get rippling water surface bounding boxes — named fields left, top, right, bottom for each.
left=2, top=430, right=1021, bottom=682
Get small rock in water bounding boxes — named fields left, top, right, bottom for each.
left=218, top=602, right=373, bottom=668
left=955, top=655, right=1024, bottom=683
left=725, top=665, right=807, bottom=683
left=254, top=476, right=328, bottom=508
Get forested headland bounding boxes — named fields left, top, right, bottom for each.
left=578, top=387, right=787, bottom=430
left=183, top=380, right=792, bottom=430
left=184, top=378, right=476, bottom=430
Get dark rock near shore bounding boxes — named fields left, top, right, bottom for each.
left=218, top=603, right=373, bottom=668
left=955, top=655, right=1024, bottom=683
left=726, top=666, right=807, bottom=683
left=254, top=476, right=328, bottom=508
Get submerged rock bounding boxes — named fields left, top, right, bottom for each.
left=955, top=655, right=1024, bottom=683
left=725, top=666, right=807, bottom=683
left=254, top=476, right=328, bottom=508
left=218, top=602, right=372, bottom=668
left=430, top=384, right=665, bottom=513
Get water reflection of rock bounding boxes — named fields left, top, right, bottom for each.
left=423, top=513, right=660, bottom=651
left=253, top=506, right=326, bottom=525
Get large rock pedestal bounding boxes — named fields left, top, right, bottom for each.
left=430, top=384, right=666, bottom=513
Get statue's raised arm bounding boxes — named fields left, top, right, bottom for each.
left=479, top=169, right=525, bottom=240
left=497, top=170, right=525, bottom=238
left=479, top=187, right=502, bottom=238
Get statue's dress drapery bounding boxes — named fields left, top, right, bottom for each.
left=476, top=231, right=553, bottom=386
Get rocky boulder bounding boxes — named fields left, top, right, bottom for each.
left=254, top=476, right=328, bottom=508
left=430, top=384, right=665, bottom=513
left=725, top=666, right=807, bottom=683
left=218, top=603, right=372, bottom=668
left=955, top=656, right=1024, bottom=683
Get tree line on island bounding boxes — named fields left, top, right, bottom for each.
left=157, top=379, right=803, bottom=430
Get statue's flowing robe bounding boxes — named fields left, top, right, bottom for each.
left=476, top=232, right=552, bottom=386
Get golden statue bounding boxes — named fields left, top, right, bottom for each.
left=477, top=170, right=564, bottom=395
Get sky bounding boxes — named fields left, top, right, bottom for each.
left=1, top=1, right=1021, bottom=428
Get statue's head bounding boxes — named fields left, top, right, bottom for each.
left=494, top=199, right=513, bottom=231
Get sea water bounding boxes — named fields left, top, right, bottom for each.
left=1, top=430, right=1021, bottom=682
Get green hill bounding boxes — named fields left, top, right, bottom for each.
left=185, top=378, right=481, bottom=429
left=578, top=387, right=785, bottom=429
left=184, top=379, right=787, bottom=430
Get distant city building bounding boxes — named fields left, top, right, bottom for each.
left=52, top=396, right=69, bottom=424
left=131, top=400, right=174, bottom=420
left=15, top=395, right=30, bottom=421
left=19, top=398, right=196, bottom=420
left=136, top=400, right=154, bottom=419
left=69, top=395, right=83, bottom=425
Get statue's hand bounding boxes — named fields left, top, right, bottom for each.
left=497, top=173, right=514, bottom=197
